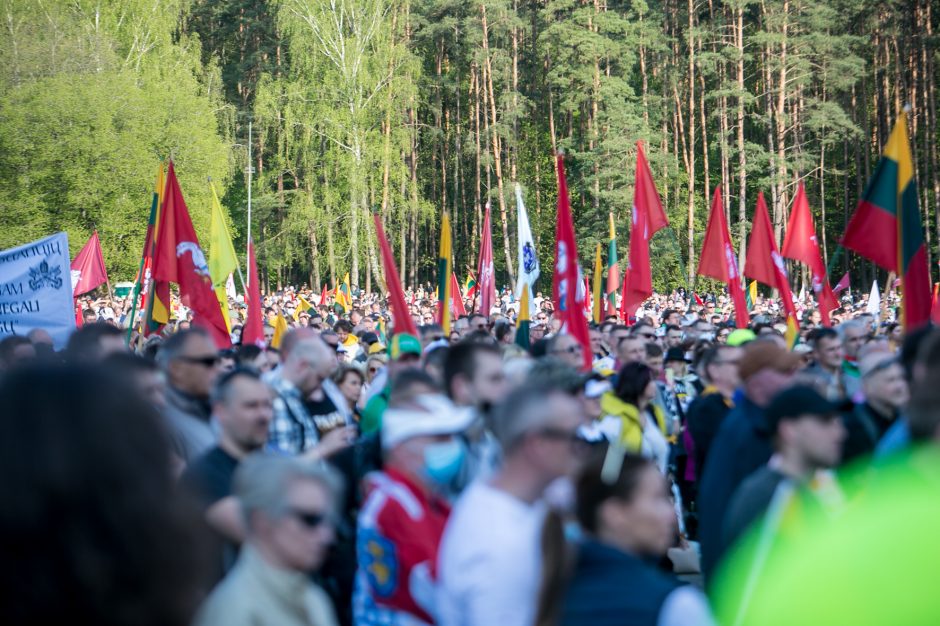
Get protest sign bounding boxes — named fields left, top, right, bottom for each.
left=0, top=232, right=75, bottom=348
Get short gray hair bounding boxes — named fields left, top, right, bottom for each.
left=234, top=454, right=343, bottom=528
left=837, top=320, right=866, bottom=342
left=490, top=385, right=566, bottom=452
left=155, top=327, right=212, bottom=371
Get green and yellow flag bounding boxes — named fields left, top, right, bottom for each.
left=335, top=273, right=352, bottom=313
left=606, top=212, right=620, bottom=317
left=515, top=284, right=531, bottom=349
left=437, top=211, right=453, bottom=334
left=208, top=180, right=239, bottom=332
left=143, top=163, right=170, bottom=334
left=746, top=280, right=758, bottom=311
left=592, top=242, right=603, bottom=324
left=294, top=295, right=314, bottom=322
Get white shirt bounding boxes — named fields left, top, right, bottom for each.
left=437, top=481, right=546, bottom=626
left=641, top=419, right=670, bottom=474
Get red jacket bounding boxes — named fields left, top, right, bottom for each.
left=355, top=468, right=451, bottom=624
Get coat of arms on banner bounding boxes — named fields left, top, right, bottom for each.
left=29, top=259, right=63, bottom=291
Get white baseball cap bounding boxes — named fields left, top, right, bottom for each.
left=381, top=394, right=476, bottom=450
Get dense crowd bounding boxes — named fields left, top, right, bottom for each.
left=2, top=281, right=937, bottom=626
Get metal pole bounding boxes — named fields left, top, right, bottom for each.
left=246, top=120, right=253, bottom=284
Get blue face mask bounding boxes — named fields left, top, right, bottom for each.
left=423, top=438, right=466, bottom=486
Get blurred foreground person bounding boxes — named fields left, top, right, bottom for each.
left=437, top=387, right=586, bottom=626
left=194, top=454, right=342, bottom=626
left=537, top=452, right=714, bottom=626
left=0, top=365, right=208, bottom=625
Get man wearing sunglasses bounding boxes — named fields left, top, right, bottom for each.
left=195, top=454, right=342, bottom=626
left=157, top=328, right=223, bottom=464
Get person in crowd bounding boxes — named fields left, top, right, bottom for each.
left=546, top=333, right=585, bottom=369
left=0, top=335, right=35, bottom=370
left=616, top=336, right=647, bottom=369
left=64, top=322, right=127, bottom=363
left=839, top=320, right=868, bottom=397
left=102, top=351, right=166, bottom=410
left=266, top=334, right=356, bottom=461
left=157, top=328, right=224, bottom=463
left=664, top=325, right=683, bottom=349
left=842, top=353, right=908, bottom=463
left=537, top=452, right=714, bottom=626
left=194, top=454, right=342, bottom=626
left=354, top=395, right=475, bottom=624
left=804, top=328, right=847, bottom=400
left=696, top=339, right=800, bottom=580
left=0, top=365, right=209, bottom=626
left=598, top=362, right=669, bottom=472
left=437, top=386, right=586, bottom=626
left=361, top=333, right=423, bottom=435
left=333, top=363, right=365, bottom=420
left=645, top=343, right=665, bottom=377
left=181, top=369, right=274, bottom=562
left=722, top=385, right=846, bottom=554
left=236, top=343, right=272, bottom=373
left=686, top=345, right=742, bottom=475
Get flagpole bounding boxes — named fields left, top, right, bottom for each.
left=245, top=118, right=254, bottom=287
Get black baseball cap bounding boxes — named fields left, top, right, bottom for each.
left=664, top=347, right=690, bottom=363
left=765, top=385, right=850, bottom=433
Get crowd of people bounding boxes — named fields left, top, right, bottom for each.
left=1, top=279, right=937, bottom=626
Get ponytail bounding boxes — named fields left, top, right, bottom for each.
left=534, top=509, right=576, bottom=626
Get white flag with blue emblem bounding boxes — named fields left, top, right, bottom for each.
left=515, top=183, right=539, bottom=307
left=0, top=232, right=75, bottom=348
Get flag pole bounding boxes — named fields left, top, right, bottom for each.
left=245, top=119, right=254, bottom=286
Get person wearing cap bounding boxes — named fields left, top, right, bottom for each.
left=360, top=334, right=423, bottom=436
left=437, top=386, right=586, bottom=626
left=696, top=339, right=801, bottom=581
left=841, top=353, right=908, bottom=464
left=721, top=385, right=846, bottom=555
left=353, top=395, right=474, bottom=625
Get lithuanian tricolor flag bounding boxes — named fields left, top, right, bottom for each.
left=335, top=273, right=352, bottom=313
left=843, top=110, right=931, bottom=328
left=437, top=211, right=453, bottom=334
left=606, top=212, right=620, bottom=317
left=464, top=272, right=478, bottom=299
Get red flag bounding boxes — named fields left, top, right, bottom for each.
left=151, top=162, right=231, bottom=348
left=693, top=292, right=705, bottom=308
left=697, top=187, right=748, bottom=328
left=746, top=191, right=799, bottom=323
left=622, top=143, right=668, bottom=317
left=373, top=212, right=419, bottom=337
left=450, top=272, right=467, bottom=317
left=781, top=182, right=838, bottom=326
left=833, top=272, right=850, bottom=293
left=477, top=203, right=497, bottom=315
left=318, top=284, right=327, bottom=306
left=75, top=300, right=84, bottom=328
left=931, top=284, right=940, bottom=325
left=241, top=240, right=265, bottom=348
left=71, top=231, right=109, bottom=296
left=618, top=267, right=630, bottom=322
left=553, top=153, right=592, bottom=370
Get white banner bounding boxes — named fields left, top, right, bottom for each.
left=0, top=232, right=75, bottom=349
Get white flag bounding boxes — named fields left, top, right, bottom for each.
left=225, top=273, right=237, bottom=300
left=515, top=183, right=539, bottom=299
left=866, top=280, right=881, bottom=316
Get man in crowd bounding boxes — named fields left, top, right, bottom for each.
left=722, top=385, right=846, bottom=553
left=616, top=335, right=647, bottom=369
left=361, top=333, right=423, bottom=435
left=354, top=395, right=475, bottom=624
left=697, top=339, right=801, bottom=579
left=157, top=328, right=223, bottom=463
left=664, top=325, right=683, bottom=349
left=266, top=334, right=355, bottom=461
left=65, top=323, right=127, bottom=363
left=181, top=369, right=274, bottom=558
left=194, top=454, right=342, bottom=626
left=804, top=328, right=847, bottom=400
left=546, top=333, right=585, bottom=370
left=687, top=345, right=742, bottom=475
left=839, top=320, right=868, bottom=397
left=842, top=353, right=908, bottom=463
left=437, top=386, right=585, bottom=626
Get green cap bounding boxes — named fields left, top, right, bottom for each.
left=726, top=328, right=757, bottom=347
left=389, top=333, right=422, bottom=360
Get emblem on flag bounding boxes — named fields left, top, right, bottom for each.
left=29, top=259, right=64, bottom=291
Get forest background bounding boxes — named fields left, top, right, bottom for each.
left=1, top=0, right=936, bottom=296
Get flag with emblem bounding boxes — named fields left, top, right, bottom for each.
left=782, top=182, right=838, bottom=326
left=623, top=143, right=668, bottom=318
left=151, top=161, right=230, bottom=348
left=71, top=230, right=109, bottom=296
left=477, top=203, right=496, bottom=314
left=697, top=186, right=748, bottom=328
left=515, top=183, right=540, bottom=311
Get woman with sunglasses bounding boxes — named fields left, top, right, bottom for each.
left=536, top=451, right=714, bottom=626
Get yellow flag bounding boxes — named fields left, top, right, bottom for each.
left=438, top=211, right=453, bottom=334
left=592, top=243, right=603, bottom=324
left=271, top=313, right=289, bottom=349
left=748, top=280, right=759, bottom=308
left=208, top=181, right=240, bottom=288
left=294, top=295, right=314, bottom=322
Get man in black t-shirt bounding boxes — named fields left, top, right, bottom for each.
left=180, top=368, right=274, bottom=570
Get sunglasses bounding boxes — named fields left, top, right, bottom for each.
left=288, top=508, right=331, bottom=529
left=178, top=355, right=221, bottom=368
left=553, top=345, right=582, bottom=355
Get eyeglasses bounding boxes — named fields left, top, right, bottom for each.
left=287, top=508, right=332, bottom=529
left=552, top=345, right=582, bottom=355
left=178, top=355, right=221, bottom=368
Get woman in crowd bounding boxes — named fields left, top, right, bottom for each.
left=334, top=363, right=366, bottom=417
left=537, top=451, right=713, bottom=626
left=599, top=362, right=670, bottom=472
